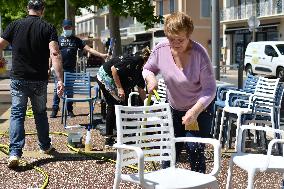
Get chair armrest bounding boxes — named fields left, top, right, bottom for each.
left=128, top=92, right=139, bottom=106
left=225, top=90, right=252, bottom=106
left=265, top=139, right=284, bottom=171
left=113, top=144, right=146, bottom=184
left=216, top=86, right=237, bottom=101
left=173, top=137, right=221, bottom=176
left=237, top=125, right=284, bottom=152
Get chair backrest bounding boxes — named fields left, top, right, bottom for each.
left=64, top=72, right=91, bottom=97
left=156, top=78, right=167, bottom=101
left=254, top=77, right=279, bottom=97
left=250, top=77, right=280, bottom=117
left=243, top=74, right=259, bottom=93
left=216, top=74, right=258, bottom=102
left=115, top=103, right=175, bottom=168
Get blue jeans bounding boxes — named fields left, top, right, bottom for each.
left=52, top=70, right=74, bottom=112
left=9, top=79, right=52, bottom=157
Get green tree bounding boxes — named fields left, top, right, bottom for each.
left=0, top=0, right=163, bottom=56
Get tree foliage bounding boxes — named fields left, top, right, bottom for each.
left=0, top=0, right=163, bottom=31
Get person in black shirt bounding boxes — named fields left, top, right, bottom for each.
left=50, top=19, right=108, bottom=118
left=95, top=47, right=151, bottom=146
left=0, top=0, right=64, bottom=168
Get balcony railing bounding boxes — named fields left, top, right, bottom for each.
left=221, top=0, right=284, bottom=22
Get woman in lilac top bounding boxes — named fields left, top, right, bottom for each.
left=143, top=12, right=216, bottom=173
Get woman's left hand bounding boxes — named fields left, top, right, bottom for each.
left=182, top=109, right=198, bottom=126
left=117, top=87, right=125, bottom=100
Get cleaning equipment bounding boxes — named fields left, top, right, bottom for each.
left=0, top=130, right=146, bottom=189
left=185, top=120, right=199, bottom=131
left=85, top=126, right=92, bottom=152
left=67, top=125, right=84, bottom=148
left=26, top=104, right=34, bottom=119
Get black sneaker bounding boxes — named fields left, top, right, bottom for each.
left=50, top=110, right=58, bottom=118
left=68, top=111, right=75, bottom=118
left=105, top=137, right=115, bottom=147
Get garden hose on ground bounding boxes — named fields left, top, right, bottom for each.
left=0, top=131, right=141, bottom=189
left=0, top=143, right=49, bottom=189
left=0, top=90, right=225, bottom=188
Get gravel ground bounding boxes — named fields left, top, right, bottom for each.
left=0, top=90, right=283, bottom=189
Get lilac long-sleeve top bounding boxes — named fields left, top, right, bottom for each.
left=142, top=39, right=216, bottom=111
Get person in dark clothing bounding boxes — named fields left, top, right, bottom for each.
left=0, top=0, right=64, bottom=168
left=50, top=19, right=108, bottom=118
left=95, top=47, right=151, bottom=146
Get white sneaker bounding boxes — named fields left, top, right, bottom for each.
left=7, top=156, right=19, bottom=168
left=40, top=145, right=55, bottom=154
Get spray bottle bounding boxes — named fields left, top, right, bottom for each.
left=85, top=126, right=92, bottom=152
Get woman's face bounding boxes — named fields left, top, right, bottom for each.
left=167, top=32, right=190, bottom=53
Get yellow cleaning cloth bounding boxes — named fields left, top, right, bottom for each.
left=185, top=120, right=199, bottom=131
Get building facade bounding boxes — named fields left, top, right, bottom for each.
left=221, top=0, right=284, bottom=68
left=75, top=1, right=222, bottom=58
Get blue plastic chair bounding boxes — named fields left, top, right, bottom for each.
left=61, top=72, right=97, bottom=128
left=212, top=74, right=259, bottom=139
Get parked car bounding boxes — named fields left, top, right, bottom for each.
left=86, top=54, right=105, bottom=67
left=244, top=41, right=284, bottom=80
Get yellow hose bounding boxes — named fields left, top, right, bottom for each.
left=0, top=130, right=141, bottom=189
left=0, top=143, right=49, bottom=189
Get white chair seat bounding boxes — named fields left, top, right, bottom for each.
left=233, top=153, right=284, bottom=171
left=123, top=167, right=217, bottom=189
left=223, top=106, right=251, bottom=114
left=226, top=125, right=284, bottom=189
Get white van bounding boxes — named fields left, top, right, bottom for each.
left=244, top=41, right=284, bottom=80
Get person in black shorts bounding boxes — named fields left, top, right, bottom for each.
left=0, top=0, right=64, bottom=168
left=95, top=47, right=151, bottom=146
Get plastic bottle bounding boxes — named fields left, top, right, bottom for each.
left=85, top=129, right=92, bottom=152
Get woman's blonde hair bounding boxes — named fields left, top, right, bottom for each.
left=164, top=12, right=194, bottom=37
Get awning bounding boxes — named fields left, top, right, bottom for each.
left=225, top=23, right=279, bottom=34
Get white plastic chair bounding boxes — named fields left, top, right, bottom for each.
left=113, top=103, right=221, bottom=189
left=128, top=78, right=167, bottom=107
left=219, top=77, right=280, bottom=150
left=226, top=125, right=284, bottom=189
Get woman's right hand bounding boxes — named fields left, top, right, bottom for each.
left=146, top=76, right=158, bottom=94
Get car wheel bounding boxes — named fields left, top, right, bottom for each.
left=276, top=67, right=284, bottom=81
left=245, top=65, right=254, bottom=76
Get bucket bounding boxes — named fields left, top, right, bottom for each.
left=66, top=125, right=84, bottom=147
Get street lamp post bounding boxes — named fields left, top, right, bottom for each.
left=65, top=0, right=68, bottom=19
left=212, top=0, right=220, bottom=80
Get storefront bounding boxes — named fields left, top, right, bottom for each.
left=225, top=23, right=279, bottom=67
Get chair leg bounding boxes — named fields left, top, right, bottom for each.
left=113, top=175, right=120, bottom=189
left=235, top=113, right=242, bottom=151
left=247, top=170, right=256, bottom=189
left=64, top=101, right=68, bottom=128
left=219, top=109, right=226, bottom=143
left=213, top=108, right=219, bottom=139
left=225, top=117, right=232, bottom=150
left=61, top=100, right=65, bottom=124
left=211, top=180, right=219, bottom=189
left=89, top=101, right=93, bottom=127
left=226, top=157, right=234, bottom=189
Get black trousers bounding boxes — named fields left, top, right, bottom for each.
left=163, top=104, right=213, bottom=173
left=95, top=77, right=129, bottom=136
